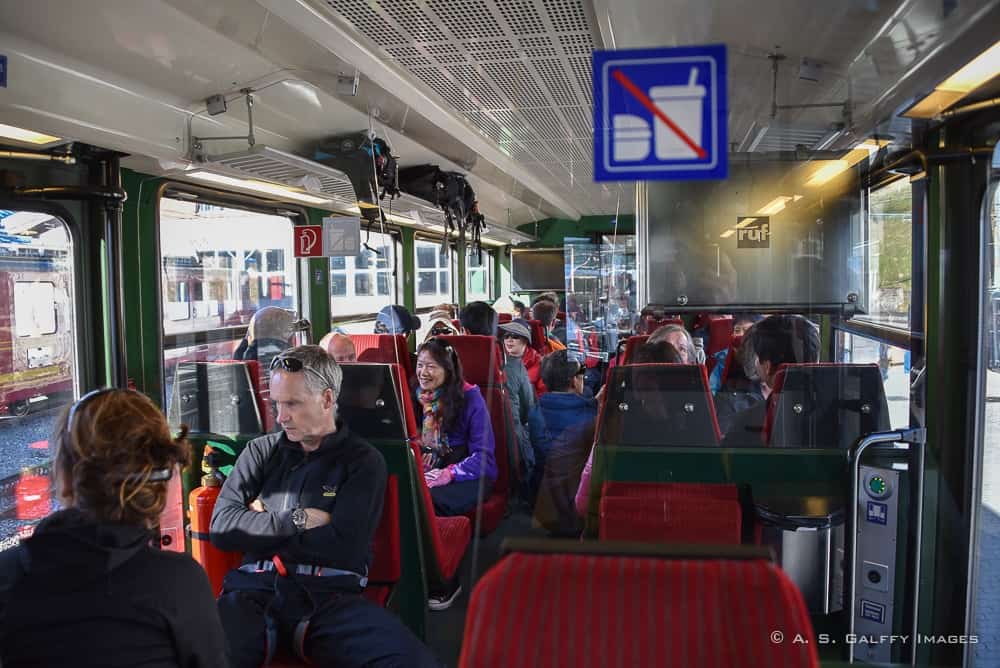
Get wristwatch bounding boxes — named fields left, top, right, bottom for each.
left=291, top=508, right=307, bottom=532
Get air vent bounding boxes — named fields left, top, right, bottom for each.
left=205, top=145, right=357, bottom=202
left=313, top=0, right=629, bottom=215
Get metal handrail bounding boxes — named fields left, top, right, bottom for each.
left=847, top=427, right=926, bottom=665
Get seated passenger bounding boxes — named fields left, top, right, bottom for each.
left=708, top=313, right=762, bottom=393
left=648, top=323, right=700, bottom=364
left=513, top=299, right=530, bottom=321
left=501, top=319, right=544, bottom=395
left=498, top=320, right=539, bottom=495
left=573, top=342, right=686, bottom=516
left=210, top=345, right=437, bottom=667
left=414, top=338, right=497, bottom=518
left=531, top=299, right=567, bottom=353
left=527, top=350, right=597, bottom=536
left=0, top=389, right=227, bottom=668
left=458, top=300, right=498, bottom=336
left=713, top=332, right=765, bottom=435
left=323, top=332, right=357, bottom=363
left=632, top=340, right=683, bottom=364
left=374, top=304, right=422, bottom=336
left=720, top=314, right=821, bottom=447
left=424, top=315, right=458, bottom=341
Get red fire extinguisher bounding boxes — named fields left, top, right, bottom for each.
left=189, top=450, right=241, bottom=595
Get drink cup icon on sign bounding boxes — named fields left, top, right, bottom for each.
left=612, top=68, right=705, bottom=162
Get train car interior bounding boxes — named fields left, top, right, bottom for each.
left=3, top=0, right=1000, bottom=665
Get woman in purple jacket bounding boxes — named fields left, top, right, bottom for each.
left=414, top=338, right=497, bottom=517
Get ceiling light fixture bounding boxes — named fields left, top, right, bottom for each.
left=905, top=39, right=1000, bottom=118
left=0, top=123, right=61, bottom=145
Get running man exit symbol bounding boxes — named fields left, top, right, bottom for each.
left=593, top=44, right=728, bottom=182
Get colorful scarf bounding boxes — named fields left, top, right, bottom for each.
left=418, top=388, right=450, bottom=470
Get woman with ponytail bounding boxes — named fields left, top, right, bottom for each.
left=0, top=389, right=227, bottom=668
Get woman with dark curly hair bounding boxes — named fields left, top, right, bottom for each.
left=0, top=389, right=227, bottom=668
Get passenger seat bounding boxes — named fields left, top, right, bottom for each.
left=460, top=549, right=819, bottom=667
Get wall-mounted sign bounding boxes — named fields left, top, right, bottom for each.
left=293, top=217, right=361, bottom=258
left=0, top=54, right=7, bottom=88
left=737, top=216, right=770, bottom=249
left=593, top=44, right=727, bottom=182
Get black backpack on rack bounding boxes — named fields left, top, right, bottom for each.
left=314, top=132, right=399, bottom=222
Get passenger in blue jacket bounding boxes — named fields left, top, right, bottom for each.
left=414, top=338, right=497, bottom=517
left=527, top=349, right=597, bottom=536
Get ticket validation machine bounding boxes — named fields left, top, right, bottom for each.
left=853, top=466, right=901, bottom=663
left=848, top=429, right=925, bottom=665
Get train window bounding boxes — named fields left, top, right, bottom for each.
left=864, top=178, right=912, bottom=328
left=835, top=332, right=910, bottom=428
left=13, top=281, right=58, bottom=336
left=415, top=238, right=453, bottom=308
left=0, top=210, right=78, bottom=551
left=159, top=197, right=297, bottom=405
left=330, top=231, right=398, bottom=321
left=466, top=246, right=494, bottom=301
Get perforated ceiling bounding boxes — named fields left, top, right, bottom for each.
left=321, top=0, right=630, bottom=216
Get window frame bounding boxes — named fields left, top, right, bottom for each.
left=465, top=246, right=495, bottom=302
left=414, top=235, right=455, bottom=308
left=329, top=228, right=402, bottom=323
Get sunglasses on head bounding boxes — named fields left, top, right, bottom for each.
left=269, top=354, right=334, bottom=389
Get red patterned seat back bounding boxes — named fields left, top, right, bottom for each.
left=599, top=496, right=742, bottom=544
left=435, top=335, right=503, bottom=386
left=460, top=553, right=819, bottom=668
left=621, top=335, right=650, bottom=364
left=351, top=334, right=413, bottom=381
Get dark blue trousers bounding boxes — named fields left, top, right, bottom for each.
left=430, top=479, right=494, bottom=516
left=218, top=575, right=439, bottom=668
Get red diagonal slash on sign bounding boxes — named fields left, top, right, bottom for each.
left=611, top=68, right=707, bottom=160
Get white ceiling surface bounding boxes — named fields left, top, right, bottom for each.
left=0, top=0, right=563, bottom=229
left=5, top=0, right=1000, bottom=227
left=307, top=0, right=632, bottom=215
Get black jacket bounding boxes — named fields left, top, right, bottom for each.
left=210, top=422, right=386, bottom=582
left=0, top=508, right=226, bottom=668
left=720, top=400, right=769, bottom=447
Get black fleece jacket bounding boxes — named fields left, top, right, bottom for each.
left=210, top=421, right=386, bottom=580
left=0, top=508, right=227, bottom=668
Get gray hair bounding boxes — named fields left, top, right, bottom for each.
left=648, top=324, right=697, bottom=363
left=272, top=344, right=343, bottom=396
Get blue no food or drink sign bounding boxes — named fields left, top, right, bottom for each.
left=593, top=44, right=727, bottom=182
left=0, top=54, right=7, bottom=88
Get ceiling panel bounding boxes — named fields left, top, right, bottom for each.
left=317, top=0, right=634, bottom=216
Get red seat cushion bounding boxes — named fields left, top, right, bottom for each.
left=368, top=475, right=401, bottom=587
left=460, top=553, right=819, bottom=668
left=599, top=496, right=742, bottom=544
left=435, top=515, right=472, bottom=580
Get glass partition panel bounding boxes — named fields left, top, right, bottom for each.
left=167, top=362, right=262, bottom=437
left=642, top=153, right=864, bottom=311
left=835, top=332, right=910, bottom=428
left=599, top=365, right=720, bottom=447
left=337, top=363, right=406, bottom=441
